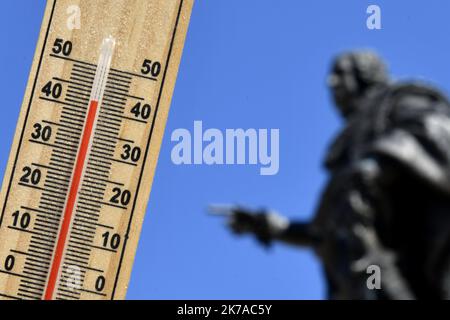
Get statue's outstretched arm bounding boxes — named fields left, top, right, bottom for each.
left=209, top=205, right=320, bottom=248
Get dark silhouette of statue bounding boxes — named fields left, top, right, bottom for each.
left=212, top=51, right=450, bottom=299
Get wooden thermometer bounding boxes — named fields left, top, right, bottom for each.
left=0, top=0, right=193, bottom=300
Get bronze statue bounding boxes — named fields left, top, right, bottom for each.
left=212, top=51, right=450, bottom=299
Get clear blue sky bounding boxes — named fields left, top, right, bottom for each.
left=1, top=0, right=450, bottom=299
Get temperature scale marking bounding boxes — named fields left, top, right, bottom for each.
left=45, top=37, right=115, bottom=300
left=0, top=0, right=193, bottom=300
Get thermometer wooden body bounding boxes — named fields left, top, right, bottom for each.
left=0, top=0, right=193, bottom=300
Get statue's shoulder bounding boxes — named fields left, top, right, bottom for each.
left=386, top=82, right=450, bottom=111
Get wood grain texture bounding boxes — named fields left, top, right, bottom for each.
left=0, top=0, right=193, bottom=300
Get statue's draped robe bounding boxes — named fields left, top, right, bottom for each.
left=314, top=83, right=450, bottom=299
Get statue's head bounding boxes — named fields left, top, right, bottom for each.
left=328, top=51, right=389, bottom=118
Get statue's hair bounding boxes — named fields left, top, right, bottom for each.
left=335, top=51, right=389, bottom=90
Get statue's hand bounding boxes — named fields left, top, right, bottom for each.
left=227, top=208, right=289, bottom=246
left=228, top=209, right=263, bottom=233
left=208, top=205, right=290, bottom=246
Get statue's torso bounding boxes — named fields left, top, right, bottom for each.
left=314, top=83, right=450, bottom=299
